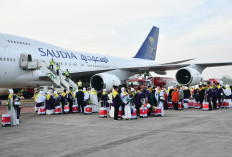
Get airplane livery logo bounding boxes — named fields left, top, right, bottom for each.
left=38, top=48, right=78, bottom=59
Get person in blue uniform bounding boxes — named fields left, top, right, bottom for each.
left=113, top=86, right=121, bottom=120
left=145, top=86, right=152, bottom=116
left=46, top=91, right=55, bottom=115
left=76, top=87, right=84, bottom=112
left=61, top=89, right=67, bottom=113
left=134, top=87, right=143, bottom=116
left=212, top=83, right=219, bottom=109
left=67, top=87, right=74, bottom=113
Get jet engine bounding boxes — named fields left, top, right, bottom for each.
left=90, top=73, right=121, bottom=92
left=175, top=67, right=202, bottom=86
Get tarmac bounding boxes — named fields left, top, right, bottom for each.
left=1, top=100, right=232, bottom=157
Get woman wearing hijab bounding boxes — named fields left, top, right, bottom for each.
left=121, top=87, right=131, bottom=119
left=8, top=89, right=17, bottom=126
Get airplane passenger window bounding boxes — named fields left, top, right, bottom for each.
left=17, top=41, right=19, bottom=44
left=14, top=41, right=16, bottom=44
left=20, top=42, right=22, bottom=44
left=3, top=58, right=6, bottom=61
left=7, top=58, right=9, bottom=61
left=69, top=63, right=71, bottom=66
left=10, top=58, right=12, bottom=61
left=65, top=63, right=67, bottom=65
left=0, top=57, right=2, bottom=61
left=13, top=59, right=16, bottom=62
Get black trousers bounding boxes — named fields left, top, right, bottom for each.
left=15, top=106, right=20, bottom=119
left=136, top=105, right=140, bottom=116
left=148, top=107, right=152, bottom=116
left=78, top=101, right=84, bottom=112
left=50, top=65, right=53, bottom=71
left=68, top=100, right=73, bottom=112
left=56, top=70, right=59, bottom=75
left=114, top=105, right=119, bottom=120
left=121, top=103, right=125, bottom=116
left=173, top=102, right=178, bottom=110
left=200, top=100, right=203, bottom=109
left=212, top=97, right=217, bottom=109
left=207, top=97, right=212, bottom=110
left=61, top=101, right=65, bottom=113
left=218, top=97, right=221, bottom=108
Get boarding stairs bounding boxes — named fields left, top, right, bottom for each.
left=38, top=61, right=79, bottom=91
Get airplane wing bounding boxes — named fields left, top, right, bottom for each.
left=163, top=58, right=195, bottom=64
left=119, top=62, right=232, bottom=73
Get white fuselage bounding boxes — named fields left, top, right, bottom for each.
left=0, top=33, right=157, bottom=88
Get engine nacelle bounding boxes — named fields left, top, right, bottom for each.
left=176, top=67, right=202, bottom=86
left=90, top=73, right=121, bottom=92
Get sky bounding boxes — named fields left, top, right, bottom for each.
left=0, top=0, right=232, bottom=80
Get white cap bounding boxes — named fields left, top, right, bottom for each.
left=121, top=87, right=125, bottom=92
left=195, top=85, right=199, bottom=89
left=91, top=88, right=95, bottom=91
left=131, top=88, right=135, bottom=92
left=185, top=87, right=188, bottom=90
left=168, top=87, right=171, bottom=90
left=83, top=88, right=86, bottom=91
left=226, top=84, right=230, bottom=88
left=8, top=89, right=13, bottom=94
left=54, top=91, right=57, bottom=94
left=47, top=91, right=51, bottom=94
left=170, top=86, right=174, bottom=89
left=39, top=91, right=44, bottom=94
left=103, top=89, right=106, bottom=92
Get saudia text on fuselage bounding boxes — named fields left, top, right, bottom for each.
left=38, top=48, right=109, bottom=63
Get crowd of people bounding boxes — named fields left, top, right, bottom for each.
left=5, top=81, right=232, bottom=126
left=33, top=81, right=232, bottom=121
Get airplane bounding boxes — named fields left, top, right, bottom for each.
left=0, top=26, right=232, bottom=96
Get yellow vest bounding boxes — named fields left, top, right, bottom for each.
left=50, top=60, right=55, bottom=66
left=65, top=71, right=69, bottom=76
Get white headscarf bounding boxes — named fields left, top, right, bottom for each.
left=9, top=89, right=13, bottom=95
left=121, top=87, right=125, bottom=93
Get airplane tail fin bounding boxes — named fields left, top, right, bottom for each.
left=134, top=26, right=159, bottom=60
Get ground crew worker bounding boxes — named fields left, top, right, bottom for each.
left=50, top=58, right=55, bottom=71
left=65, top=69, right=70, bottom=81
left=56, top=63, right=60, bottom=75
left=78, top=80, right=82, bottom=87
